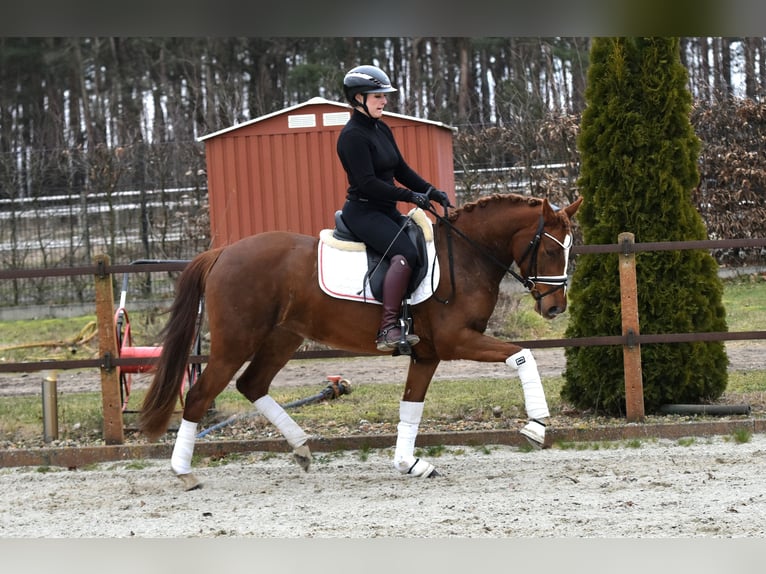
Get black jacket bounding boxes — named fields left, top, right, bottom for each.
left=337, top=110, right=430, bottom=208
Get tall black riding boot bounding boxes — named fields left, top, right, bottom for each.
left=376, top=255, right=420, bottom=351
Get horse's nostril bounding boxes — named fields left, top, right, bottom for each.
left=545, top=306, right=562, bottom=318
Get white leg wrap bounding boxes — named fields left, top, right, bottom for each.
left=171, top=418, right=198, bottom=476
left=393, top=401, right=431, bottom=475
left=254, top=395, right=308, bottom=449
left=506, top=348, right=550, bottom=420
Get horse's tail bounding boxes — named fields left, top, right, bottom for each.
left=138, top=248, right=223, bottom=441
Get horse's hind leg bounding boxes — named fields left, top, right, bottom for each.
left=171, top=355, right=250, bottom=490
left=235, top=330, right=313, bottom=471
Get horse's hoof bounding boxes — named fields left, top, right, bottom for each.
left=293, top=444, right=312, bottom=472
left=520, top=419, right=546, bottom=450
left=176, top=472, right=202, bottom=491
left=404, top=458, right=439, bottom=478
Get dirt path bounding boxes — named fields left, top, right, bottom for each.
left=2, top=432, right=765, bottom=538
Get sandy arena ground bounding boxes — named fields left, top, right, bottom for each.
left=2, top=431, right=766, bottom=538
left=1, top=341, right=765, bottom=540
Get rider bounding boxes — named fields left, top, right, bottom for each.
left=337, top=64, right=450, bottom=352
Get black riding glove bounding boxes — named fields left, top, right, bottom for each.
left=409, top=191, right=431, bottom=210
left=426, top=186, right=452, bottom=208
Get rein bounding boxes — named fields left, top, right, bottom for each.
left=427, top=204, right=571, bottom=304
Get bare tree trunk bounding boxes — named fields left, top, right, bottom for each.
left=542, top=40, right=561, bottom=112
left=72, top=40, right=94, bottom=147
left=712, top=37, right=728, bottom=99
left=565, top=38, right=588, bottom=113
left=698, top=37, right=711, bottom=102
left=457, top=38, right=471, bottom=123
left=744, top=37, right=757, bottom=98
left=759, top=38, right=766, bottom=95
left=720, top=37, right=732, bottom=97
left=407, top=37, right=422, bottom=116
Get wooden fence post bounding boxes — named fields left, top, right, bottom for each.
left=93, top=254, right=124, bottom=444
left=618, top=232, right=645, bottom=422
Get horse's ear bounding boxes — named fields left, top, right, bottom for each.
left=563, top=196, right=583, bottom=219
left=542, top=198, right=557, bottom=219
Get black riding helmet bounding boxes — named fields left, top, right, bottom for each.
left=343, top=65, right=397, bottom=116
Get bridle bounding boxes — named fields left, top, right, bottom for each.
left=427, top=204, right=572, bottom=305
left=516, top=214, right=573, bottom=299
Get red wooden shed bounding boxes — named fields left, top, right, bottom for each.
left=198, top=97, right=456, bottom=248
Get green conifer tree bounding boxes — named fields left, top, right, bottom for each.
left=562, top=37, right=728, bottom=415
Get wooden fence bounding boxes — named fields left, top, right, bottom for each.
left=1, top=237, right=765, bottom=444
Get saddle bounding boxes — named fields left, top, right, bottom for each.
left=331, top=209, right=430, bottom=302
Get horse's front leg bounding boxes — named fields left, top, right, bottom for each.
left=445, top=332, right=550, bottom=449
left=506, top=347, right=549, bottom=449
left=394, top=357, right=440, bottom=478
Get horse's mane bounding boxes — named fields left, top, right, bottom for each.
left=447, top=193, right=543, bottom=223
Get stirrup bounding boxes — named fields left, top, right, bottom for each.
left=376, top=326, right=419, bottom=352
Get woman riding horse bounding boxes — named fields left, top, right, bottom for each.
left=337, top=64, right=451, bottom=352
left=139, top=192, right=581, bottom=489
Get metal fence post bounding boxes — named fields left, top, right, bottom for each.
left=41, top=370, right=59, bottom=442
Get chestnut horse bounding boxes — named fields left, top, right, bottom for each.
left=139, top=193, right=582, bottom=489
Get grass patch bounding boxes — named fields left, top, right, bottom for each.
left=554, top=439, right=645, bottom=451
left=313, top=450, right=347, bottom=465
left=731, top=427, right=752, bottom=444
left=358, top=445, right=373, bottom=462
left=417, top=444, right=447, bottom=458
left=123, top=460, right=151, bottom=470
left=720, top=275, right=766, bottom=332
left=203, top=452, right=246, bottom=467
left=725, top=371, right=766, bottom=393
left=0, top=374, right=565, bottom=444
left=555, top=440, right=590, bottom=451
left=0, top=390, right=105, bottom=443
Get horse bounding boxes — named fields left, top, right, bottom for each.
left=139, top=193, right=583, bottom=490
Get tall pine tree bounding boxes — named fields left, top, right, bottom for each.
left=562, top=37, right=728, bottom=415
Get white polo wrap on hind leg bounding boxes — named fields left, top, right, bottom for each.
left=171, top=418, right=198, bottom=475
left=254, top=395, right=308, bottom=448
left=506, top=348, right=550, bottom=420
left=393, top=400, right=432, bottom=475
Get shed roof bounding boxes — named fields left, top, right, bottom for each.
left=197, top=97, right=456, bottom=142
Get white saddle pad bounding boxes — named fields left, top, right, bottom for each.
left=317, top=212, right=440, bottom=305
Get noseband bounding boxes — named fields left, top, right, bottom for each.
left=429, top=208, right=572, bottom=304
left=516, top=214, right=573, bottom=301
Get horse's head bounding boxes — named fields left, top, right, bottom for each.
left=514, top=196, right=583, bottom=319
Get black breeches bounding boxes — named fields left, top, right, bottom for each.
left=341, top=200, right=419, bottom=268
